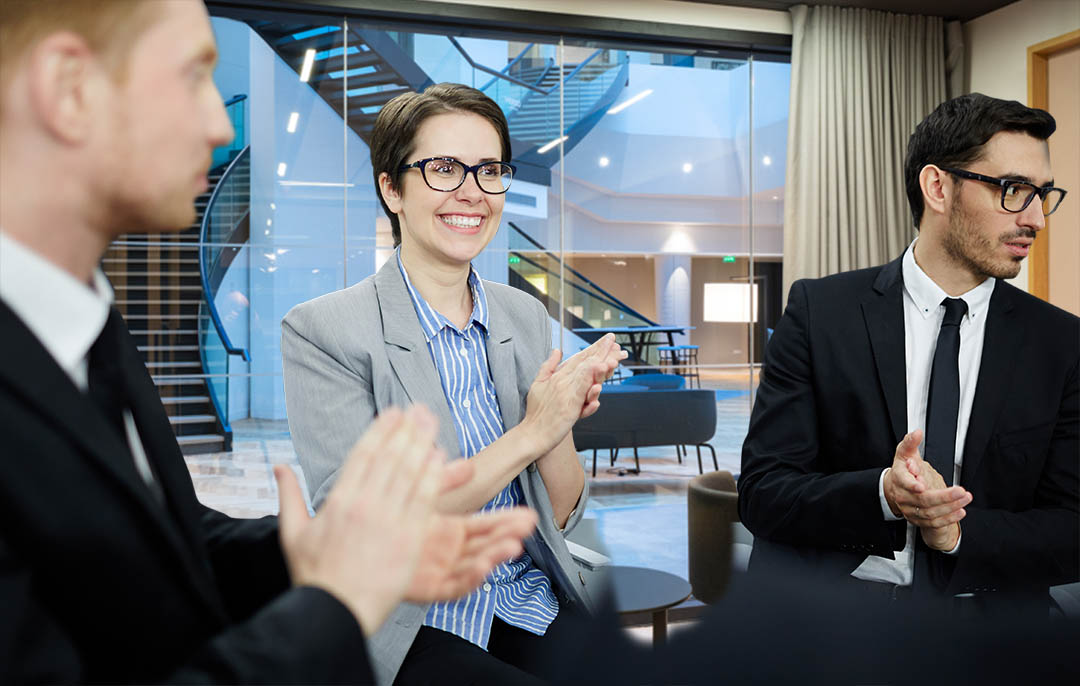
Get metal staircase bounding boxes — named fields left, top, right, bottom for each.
left=102, top=174, right=230, bottom=454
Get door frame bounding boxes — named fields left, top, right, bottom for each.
left=1027, top=28, right=1080, bottom=300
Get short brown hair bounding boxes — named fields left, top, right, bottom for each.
left=0, top=0, right=160, bottom=94
left=370, top=82, right=513, bottom=246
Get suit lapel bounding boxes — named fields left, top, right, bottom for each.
left=375, top=259, right=462, bottom=459
left=960, top=280, right=1018, bottom=483
left=860, top=257, right=907, bottom=444
left=0, top=304, right=226, bottom=618
left=485, top=291, right=521, bottom=430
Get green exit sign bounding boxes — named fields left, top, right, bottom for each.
left=723, top=255, right=736, bottom=263
left=508, top=255, right=521, bottom=264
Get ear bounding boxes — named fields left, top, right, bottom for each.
left=378, top=171, right=403, bottom=215
left=919, top=164, right=952, bottom=220
left=26, top=31, right=104, bottom=145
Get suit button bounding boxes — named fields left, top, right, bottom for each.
left=527, top=463, right=537, bottom=473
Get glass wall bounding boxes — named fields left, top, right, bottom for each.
left=197, top=9, right=790, bottom=479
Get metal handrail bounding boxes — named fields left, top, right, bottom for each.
left=508, top=222, right=658, bottom=326
left=198, top=145, right=251, bottom=362
left=224, top=93, right=247, bottom=107
left=478, top=42, right=535, bottom=92
left=448, top=37, right=609, bottom=97
left=510, top=250, right=638, bottom=319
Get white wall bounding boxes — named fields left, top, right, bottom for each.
left=963, top=0, right=1080, bottom=292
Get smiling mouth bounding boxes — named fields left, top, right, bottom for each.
left=439, top=214, right=484, bottom=233
left=1003, top=239, right=1032, bottom=258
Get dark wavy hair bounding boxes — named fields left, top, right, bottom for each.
left=904, top=93, right=1055, bottom=228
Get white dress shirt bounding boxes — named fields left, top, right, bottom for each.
left=0, top=231, right=158, bottom=487
left=852, top=239, right=995, bottom=585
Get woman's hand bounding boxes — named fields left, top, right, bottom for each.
left=520, top=334, right=627, bottom=454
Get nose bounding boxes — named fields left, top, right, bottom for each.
left=1019, top=192, right=1046, bottom=232
left=453, top=169, right=485, bottom=203
left=208, top=87, right=235, bottom=149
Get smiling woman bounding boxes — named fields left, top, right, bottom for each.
left=281, top=82, right=626, bottom=685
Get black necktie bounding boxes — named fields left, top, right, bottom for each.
left=923, top=297, right=967, bottom=487
left=87, top=311, right=166, bottom=505
left=913, top=297, right=967, bottom=596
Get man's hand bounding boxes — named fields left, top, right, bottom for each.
left=522, top=335, right=624, bottom=454
left=274, top=405, right=536, bottom=635
left=405, top=507, right=538, bottom=602
left=882, top=430, right=970, bottom=551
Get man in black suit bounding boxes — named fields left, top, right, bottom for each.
left=739, top=93, right=1078, bottom=610
left=0, top=1, right=536, bottom=682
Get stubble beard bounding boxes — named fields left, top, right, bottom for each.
left=942, top=192, right=1024, bottom=281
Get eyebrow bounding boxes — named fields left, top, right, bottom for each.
left=432, top=155, right=502, bottom=164
left=190, top=44, right=219, bottom=69
left=1000, top=171, right=1055, bottom=187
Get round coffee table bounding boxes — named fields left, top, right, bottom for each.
left=610, top=565, right=692, bottom=646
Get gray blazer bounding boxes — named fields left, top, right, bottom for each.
left=281, top=256, right=599, bottom=684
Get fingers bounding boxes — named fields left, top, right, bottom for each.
left=534, top=349, right=562, bottom=384
left=274, top=464, right=309, bottom=547
left=896, top=430, right=922, bottom=461
left=334, top=407, right=404, bottom=496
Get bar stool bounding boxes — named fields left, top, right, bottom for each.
left=656, top=345, right=679, bottom=375
left=677, top=344, right=700, bottom=388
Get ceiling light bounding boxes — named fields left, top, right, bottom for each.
left=682, top=163, right=693, bottom=174
left=299, top=49, right=316, bottom=82
left=287, top=112, right=299, bottom=133
left=277, top=180, right=357, bottom=187
left=608, top=89, right=654, bottom=115
left=599, top=156, right=610, bottom=167
left=537, top=135, right=568, bottom=154
left=277, top=162, right=287, bottom=177
left=762, top=155, right=772, bottom=166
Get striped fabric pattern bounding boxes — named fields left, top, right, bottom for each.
left=398, top=251, right=558, bottom=648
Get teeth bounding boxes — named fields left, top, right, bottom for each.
left=441, top=215, right=482, bottom=228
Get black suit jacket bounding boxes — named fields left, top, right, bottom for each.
left=738, top=255, right=1079, bottom=598
left=0, top=304, right=372, bottom=683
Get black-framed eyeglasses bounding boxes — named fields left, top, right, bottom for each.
left=939, top=166, right=1067, bottom=216
left=399, top=157, right=516, bottom=195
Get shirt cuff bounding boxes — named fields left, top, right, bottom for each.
left=943, top=526, right=962, bottom=555
left=879, top=468, right=903, bottom=521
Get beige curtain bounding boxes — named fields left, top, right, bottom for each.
left=783, top=4, right=947, bottom=300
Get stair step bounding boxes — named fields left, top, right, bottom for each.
left=130, top=329, right=199, bottom=336
left=176, top=434, right=226, bottom=445
left=145, top=361, right=202, bottom=369
left=169, top=414, right=217, bottom=425
left=160, top=396, right=210, bottom=405
left=137, top=345, right=200, bottom=352
left=119, top=314, right=200, bottom=320
left=103, top=258, right=200, bottom=264
left=113, top=284, right=204, bottom=291
left=105, top=271, right=203, bottom=278
left=153, top=377, right=207, bottom=386
left=116, top=299, right=202, bottom=305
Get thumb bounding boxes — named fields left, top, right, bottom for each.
left=275, top=464, right=309, bottom=546
left=899, top=429, right=922, bottom=459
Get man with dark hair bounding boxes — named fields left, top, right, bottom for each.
left=739, top=92, right=1077, bottom=611
left=0, top=1, right=536, bottom=682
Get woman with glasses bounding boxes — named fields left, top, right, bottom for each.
left=281, top=83, right=625, bottom=685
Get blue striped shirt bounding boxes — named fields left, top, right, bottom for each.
left=398, top=252, right=559, bottom=648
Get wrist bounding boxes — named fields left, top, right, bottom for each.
left=508, top=421, right=546, bottom=464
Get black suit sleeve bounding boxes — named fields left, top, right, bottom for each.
left=0, top=531, right=373, bottom=684
left=738, top=280, right=904, bottom=556
left=944, top=354, right=1080, bottom=592
left=199, top=507, right=292, bottom=622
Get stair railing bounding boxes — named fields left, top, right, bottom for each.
left=508, top=221, right=657, bottom=327
left=198, top=142, right=251, bottom=439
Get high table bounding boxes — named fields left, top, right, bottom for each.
left=610, top=565, right=692, bottom=646
left=571, top=325, right=695, bottom=367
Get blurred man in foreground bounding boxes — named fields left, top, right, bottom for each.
left=0, top=1, right=535, bottom=681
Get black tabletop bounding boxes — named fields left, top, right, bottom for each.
left=610, top=565, right=692, bottom=615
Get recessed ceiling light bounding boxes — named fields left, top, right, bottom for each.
left=287, top=112, right=299, bottom=133
left=682, top=163, right=693, bottom=174
left=762, top=155, right=772, bottom=166
left=276, top=162, right=287, bottom=177
left=599, top=156, right=610, bottom=167
left=299, top=49, right=316, bottom=82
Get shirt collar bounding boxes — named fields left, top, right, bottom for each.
left=0, top=231, right=113, bottom=377
left=902, top=239, right=995, bottom=322
left=397, top=249, right=488, bottom=341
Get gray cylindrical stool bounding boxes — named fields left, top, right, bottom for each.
left=687, top=470, right=739, bottom=604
